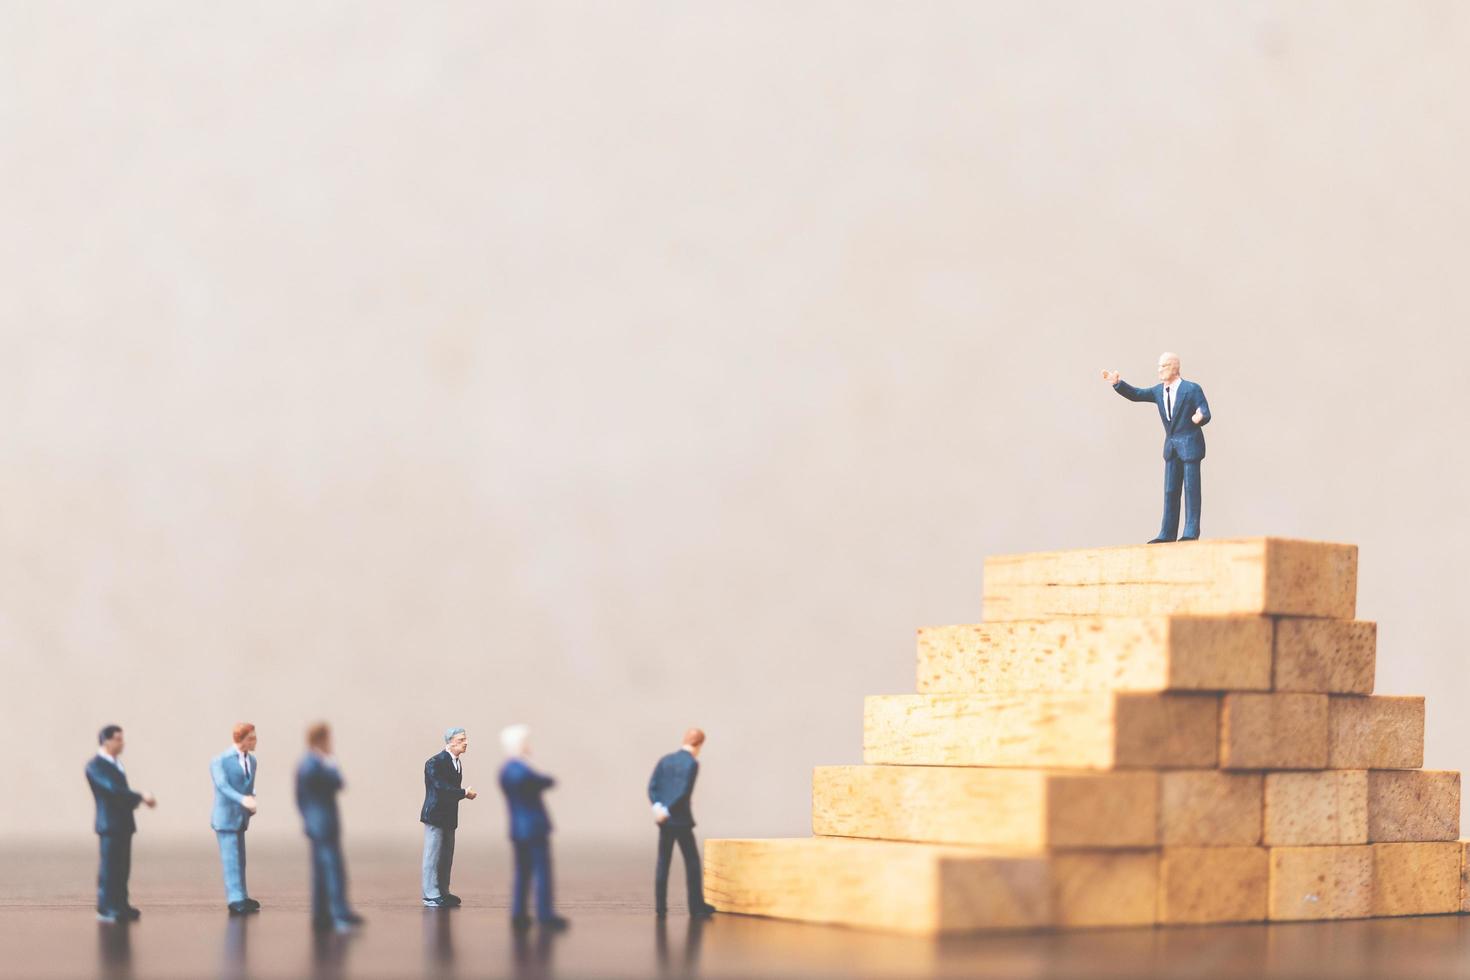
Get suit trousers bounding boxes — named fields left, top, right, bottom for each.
left=511, top=838, right=554, bottom=921
left=216, top=830, right=249, bottom=904
left=1161, top=457, right=1202, bottom=541
left=654, top=825, right=705, bottom=914
left=422, top=825, right=455, bottom=900
left=97, top=833, right=132, bottom=913
left=309, top=838, right=352, bottom=926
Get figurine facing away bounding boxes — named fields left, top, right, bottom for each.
left=1102, top=352, right=1212, bottom=543
left=648, top=728, right=717, bottom=919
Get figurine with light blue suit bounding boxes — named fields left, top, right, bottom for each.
left=210, top=722, right=260, bottom=915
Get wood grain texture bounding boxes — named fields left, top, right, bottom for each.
left=1327, top=696, right=1425, bottom=769
left=1220, top=693, right=1328, bottom=769
left=1272, top=619, right=1376, bottom=694
left=812, top=766, right=1158, bottom=848
left=1366, top=770, right=1460, bottom=843
left=980, top=538, right=1357, bottom=621
left=863, top=693, right=1219, bottom=769
left=1159, top=771, right=1263, bottom=846
left=1268, top=845, right=1373, bottom=921
left=915, top=616, right=1271, bottom=693
left=1371, top=842, right=1460, bottom=916
left=1263, top=771, right=1368, bottom=846
left=1460, top=840, right=1470, bottom=914
left=1158, top=846, right=1268, bottom=924
left=703, top=838, right=1158, bottom=934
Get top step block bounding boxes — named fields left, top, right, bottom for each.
left=982, top=538, right=1357, bottom=622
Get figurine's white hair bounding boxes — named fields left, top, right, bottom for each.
left=443, top=727, right=466, bottom=743
left=1159, top=351, right=1181, bottom=368
left=500, top=723, right=530, bottom=756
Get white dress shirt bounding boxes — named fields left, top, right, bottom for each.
left=236, top=749, right=251, bottom=782
left=97, top=747, right=124, bottom=774
left=1163, top=378, right=1183, bottom=421
left=450, top=752, right=462, bottom=774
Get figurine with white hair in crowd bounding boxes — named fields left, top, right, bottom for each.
left=497, top=724, right=568, bottom=932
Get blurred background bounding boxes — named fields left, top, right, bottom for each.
left=2, top=1, right=1467, bottom=848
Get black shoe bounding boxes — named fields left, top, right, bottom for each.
left=692, top=904, right=716, bottom=918
left=244, top=898, right=261, bottom=910
left=123, top=907, right=142, bottom=921
left=228, top=901, right=253, bottom=915
left=1179, top=535, right=1199, bottom=541
left=441, top=893, right=462, bottom=907
left=423, top=897, right=448, bottom=909
left=539, top=915, right=570, bottom=932
left=511, top=916, right=533, bottom=932
left=1147, top=537, right=1175, bottom=544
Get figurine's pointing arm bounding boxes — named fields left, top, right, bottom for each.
left=1102, top=369, right=1154, bottom=403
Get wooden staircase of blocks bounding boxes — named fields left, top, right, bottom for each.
left=704, top=538, right=1465, bottom=934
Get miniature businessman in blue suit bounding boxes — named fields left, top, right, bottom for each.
left=85, top=724, right=156, bottom=922
left=498, top=725, right=569, bottom=932
left=421, top=727, right=478, bottom=908
left=1103, top=352, right=1212, bottom=542
left=211, top=722, right=261, bottom=915
left=648, top=728, right=717, bottom=919
left=295, top=722, right=363, bottom=933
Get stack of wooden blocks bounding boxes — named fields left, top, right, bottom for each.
left=704, top=538, right=1465, bottom=934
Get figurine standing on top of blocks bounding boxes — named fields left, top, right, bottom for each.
left=1102, top=352, right=1212, bottom=543
left=210, top=722, right=261, bottom=916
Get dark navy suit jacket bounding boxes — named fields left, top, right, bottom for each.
left=647, top=750, right=699, bottom=829
left=86, top=756, right=143, bottom=836
left=420, top=750, right=467, bottom=829
left=1112, top=379, right=1212, bottom=461
left=295, top=753, right=344, bottom=842
left=498, top=759, right=554, bottom=842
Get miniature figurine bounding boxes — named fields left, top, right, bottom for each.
left=295, top=722, right=363, bottom=933
left=211, top=722, right=261, bottom=915
left=85, top=724, right=156, bottom=922
left=648, top=728, right=716, bottom=919
left=497, top=724, right=568, bottom=932
left=421, top=726, right=477, bottom=909
left=1102, top=352, right=1212, bottom=542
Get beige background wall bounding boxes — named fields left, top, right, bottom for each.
left=3, top=2, right=1468, bottom=845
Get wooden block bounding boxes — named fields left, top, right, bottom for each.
left=1263, top=771, right=1367, bottom=845
left=1459, top=841, right=1470, bottom=913
left=1267, top=845, right=1372, bottom=921
left=1159, top=771, right=1262, bottom=846
left=1328, top=696, right=1425, bottom=769
left=1366, top=771, right=1460, bottom=842
left=703, top=837, right=1158, bottom=934
left=1158, top=846, right=1268, bottom=924
left=812, top=766, right=1157, bottom=848
left=981, top=538, right=1357, bottom=621
left=863, top=693, right=1218, bottom=769
left=1371, top=842, right=1460, bottom=916
left=1273, top=619, right=1376, bottom=694
left=916, top=616, right=1272, bottom=693
left=1220, top=693, right=1328, bottom=769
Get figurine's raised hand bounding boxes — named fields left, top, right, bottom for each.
left=465, top=787, right=478, bottom=801
left=1192, top=407, right=1204, bottom=424
left=1101, top=369, right=1120, bottom=385
left=142, top=793, right=157, bottom=808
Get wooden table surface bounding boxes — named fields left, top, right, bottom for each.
left=4, top=842, right=1470, bottom=979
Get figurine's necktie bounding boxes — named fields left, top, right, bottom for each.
left=241, top=755, right=249, bottom=781
left=1166, top=386, right=1173, bottom=421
